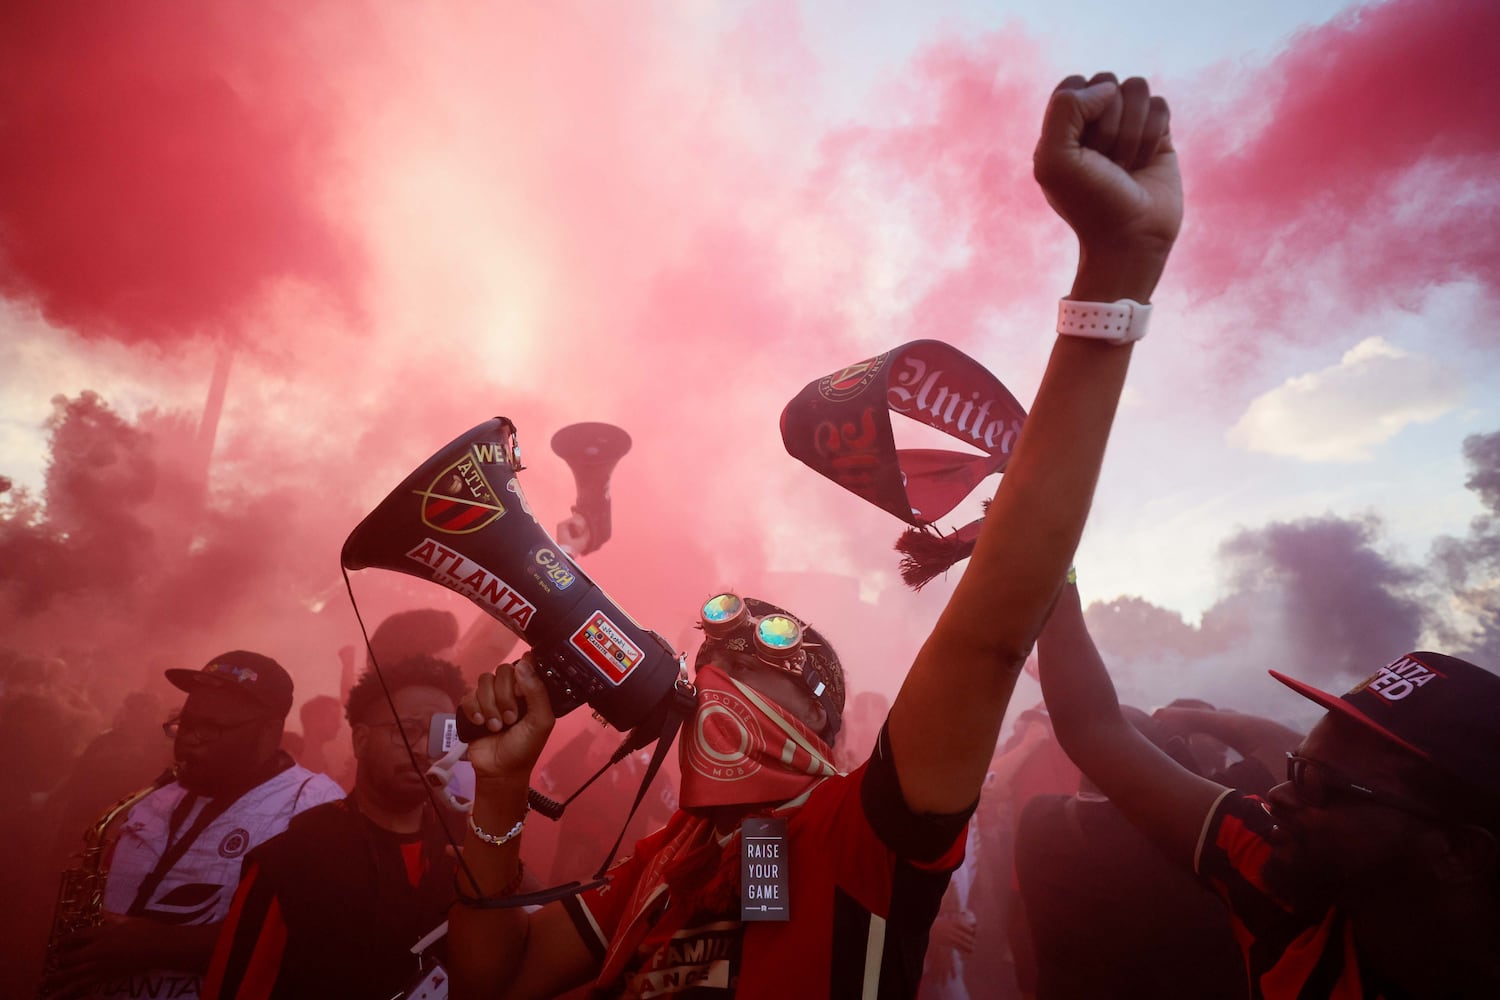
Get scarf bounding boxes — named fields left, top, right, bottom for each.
left=593, top=668, right=839, bottom=986
left=678, top=664, right=838, bottom=809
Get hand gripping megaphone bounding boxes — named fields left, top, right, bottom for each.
left=341, top=418, right=684, bottom=733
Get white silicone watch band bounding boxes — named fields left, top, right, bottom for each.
left=1057, top=298, right=1151, bottom=345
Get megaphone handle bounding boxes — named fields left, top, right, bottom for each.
left=453, top=711, right=493, bottom=745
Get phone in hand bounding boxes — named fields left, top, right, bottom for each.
left=428, top=713, right=461, bottom=759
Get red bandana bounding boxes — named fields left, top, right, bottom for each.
left=678, top=664, right=838, bottom=809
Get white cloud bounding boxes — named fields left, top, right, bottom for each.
left=1226, top=337, right=1462, bottom=462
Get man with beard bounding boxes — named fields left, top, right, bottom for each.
left=45, top=651, right=343, bottom=1000
left=202, top=655, right=468, bottom=999
left=1035, top=581, right=1500, bottom=997
left=446, top=69, right=1184, bottom=1000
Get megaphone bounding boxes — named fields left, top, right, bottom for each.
left=341, top=417, right=682, bottom=732
left=551, top=422, right=631, bottom=557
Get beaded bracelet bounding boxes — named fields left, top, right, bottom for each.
left=468, top=807, right=527, bottom=847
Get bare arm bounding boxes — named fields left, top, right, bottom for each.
left=1037, top=582, right=1225, bottom=867
left=446, top=657, right=601, bottom=1000
left=1153, top=706, right=1303, bottom=779
left=888, top=74, right=1183, bottom=814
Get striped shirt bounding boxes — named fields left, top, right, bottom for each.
left=1194, top=790, right=1403, bottom=1000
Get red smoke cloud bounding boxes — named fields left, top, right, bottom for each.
left=1183, top=0, right=1500, bottom=323
left=4, top=0, right=1494, bottom=736
left=0, top=1, right=361, bottom=343
left=814, top=29, right=1057, bottom=351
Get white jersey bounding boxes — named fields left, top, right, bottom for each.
left=91, top=762, right=343, bottom=1000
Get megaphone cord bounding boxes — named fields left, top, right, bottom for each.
left=342, top=566, right=686, bottom=910
left=342, top=568, right=504, bottom=902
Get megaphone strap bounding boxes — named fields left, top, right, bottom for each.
left=592, top=676, right=697, bottom=880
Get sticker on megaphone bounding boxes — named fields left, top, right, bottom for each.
left=342, top=417, right=682, bottom=732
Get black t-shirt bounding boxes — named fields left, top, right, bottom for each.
left=206, top=798, right=457, bottom=999
left=1015, top=794, right=1246, bottom=1000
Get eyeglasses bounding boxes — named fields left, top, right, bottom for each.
left=1284, top=753, right=1442, bottom=821
left=162, top=714, right=263, bottom=741
left=365, top=717, right=430, bottom=745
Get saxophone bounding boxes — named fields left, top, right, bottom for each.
left=38, top=772, right=172, bottom=998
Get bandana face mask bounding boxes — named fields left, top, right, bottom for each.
left=678, top=663, right=838, bottom=809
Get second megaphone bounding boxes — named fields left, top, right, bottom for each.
left=341, top=417, right=682, bottom=732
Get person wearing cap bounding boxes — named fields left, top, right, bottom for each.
left=45, top=651, right=343, bottom=1000
left=447, top=70, right=1184, bottom=1000
left=1035, top=581, right=1500, bottom=997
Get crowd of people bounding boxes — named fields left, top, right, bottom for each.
left=4, top=70, right=1497, bottom=1000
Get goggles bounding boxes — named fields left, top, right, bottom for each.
left=697, top=593, right=841, bottom=741
left=700, top=594, right=808, bottom=663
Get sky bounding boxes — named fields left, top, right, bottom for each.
left=2, top=0, right=1497, bottom=731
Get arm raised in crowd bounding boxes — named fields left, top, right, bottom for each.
left=448, top=71, right=1186, bottom=997
left=1152, top=704, right=1304, bottom=779
left=447, top=656, right=600, bottom=1000
left=1037, top=581, right=1227, bottom=866
left=887, top=73, right=1183, bottom=815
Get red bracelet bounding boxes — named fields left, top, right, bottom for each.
left=453, top=859, right=525, bottom=906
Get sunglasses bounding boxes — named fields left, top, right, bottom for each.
left=1284, top=753, right=1442, bottom=821
left=162, top=713, right=263, bottom=742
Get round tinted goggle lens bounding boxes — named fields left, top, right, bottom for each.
left=756, top=614, right=802, bottom=651
left=702, top=594, right=746, bottom=627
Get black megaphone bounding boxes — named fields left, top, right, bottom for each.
left=551, top=422, right=631, bottom=557
left=341, top=418, right=682, bottom=733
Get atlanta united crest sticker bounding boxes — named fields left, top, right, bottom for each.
left=415, top=449, right=506, bottom=534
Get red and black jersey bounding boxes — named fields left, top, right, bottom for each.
left=1195, top=790, right=1404, bottom=1000
left=562, top=724, right=970, bottom=999
left=202, top=798, right=456, bottom=1000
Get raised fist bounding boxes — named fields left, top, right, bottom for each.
left=459, top=653, right=556, bottom=783
left=1034, top=74, right=1182, bottom=263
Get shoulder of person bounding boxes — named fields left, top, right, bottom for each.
left=285, top=767, right=348, bottom=805
left=284, top=796, right=354, bottom=834
left=252, top=798, right=355, bottom=866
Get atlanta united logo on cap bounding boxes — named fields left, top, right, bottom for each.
left=1354, top=654, right=1444, bottom=703
left=415, top=451, right=506, bottom=534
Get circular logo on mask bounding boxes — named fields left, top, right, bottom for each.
left=218, top=828, right=251, bottom=859
left=683, top=687, right=764, bottom=783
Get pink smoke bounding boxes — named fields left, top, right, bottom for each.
left=1183, top=0, right=1500, bottom=325
left=0, top=1, right=361, bottom=343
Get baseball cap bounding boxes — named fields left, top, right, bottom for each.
left=165, top=650, right=295, bottom=720
left=1270, top=651, right=1500, bottom=799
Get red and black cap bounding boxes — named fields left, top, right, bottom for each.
left=1270, top=651, right=1500, bottom=799
left=165, top=650, right=295, bottom=720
